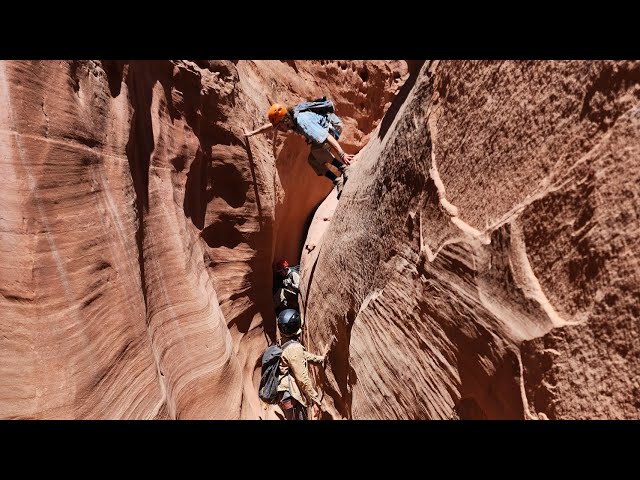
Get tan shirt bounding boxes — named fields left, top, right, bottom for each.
left=277, top=341, right=324, bottom=407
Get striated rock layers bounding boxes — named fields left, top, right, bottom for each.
left=301, top=60, right=640, bottom=419
left=0, top=60, right=406, bottom=419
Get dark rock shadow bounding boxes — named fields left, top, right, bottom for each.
left=377, top=60, right=425, bottom=140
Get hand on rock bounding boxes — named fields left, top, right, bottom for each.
left=341, top=153, right=355, bottom=165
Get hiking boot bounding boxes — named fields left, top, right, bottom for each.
left=333, top=176, right=344, bottom=198
left=338, top=164, right=349, bottom=184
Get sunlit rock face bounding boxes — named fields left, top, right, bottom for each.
left=301, top=60, right=640, bottom=420
left=0, top=60, right=406, bottom=419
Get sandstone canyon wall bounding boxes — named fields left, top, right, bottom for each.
left=0, top=60, right=406, bottom=419
left=301, top=60, right=640, bottom=420
left=3, top=59, right=637, bottom=420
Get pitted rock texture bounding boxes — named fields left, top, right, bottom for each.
left=301, top=60, right=640, bottom=420
left=0, top=60, right=406, bottom=419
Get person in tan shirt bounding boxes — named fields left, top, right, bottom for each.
left=276, top=309, right=330, bottom=420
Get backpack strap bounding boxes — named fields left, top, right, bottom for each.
left=286, top=269, right=296, bottom=283
left=288, top=109, right=300, bottom=130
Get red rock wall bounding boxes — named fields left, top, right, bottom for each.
left=240, top=60, right=408, bottom=265
left=0, top=60, right=406, bottom=419
left=301, top=60, right=640, bottom=419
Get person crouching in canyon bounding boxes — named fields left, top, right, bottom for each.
left=244, top=97, right=355, bottom=198
left=272, top=259, right=300, bottom=315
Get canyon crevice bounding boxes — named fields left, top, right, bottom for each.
left=0, top=60, right=406, bottom=419
left=1, top=60, right=638, bottom=420
left=301, top=60, right=640, bottom=420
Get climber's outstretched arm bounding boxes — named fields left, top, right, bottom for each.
left=244, top=123, right=273, bottom=137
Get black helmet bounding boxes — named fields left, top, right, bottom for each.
left=277, top=309, right=302, bottom=336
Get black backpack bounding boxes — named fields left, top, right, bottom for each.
left=258, top=339, right=298, bottom=404
left=291, top=97, right=335, bottom=122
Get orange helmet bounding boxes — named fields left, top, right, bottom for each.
left=268, top=104, right=287, bottom=126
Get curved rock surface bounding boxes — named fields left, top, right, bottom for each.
left=5, top=59, right=636, bottom=420
left=0, top=60, right=406, bottom=419
left=301, top=60, right=640, bottom=419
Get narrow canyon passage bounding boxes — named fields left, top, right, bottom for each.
left=1, top=60, right=638, bottom=420
left=298, top=60, right=640, bottom=420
